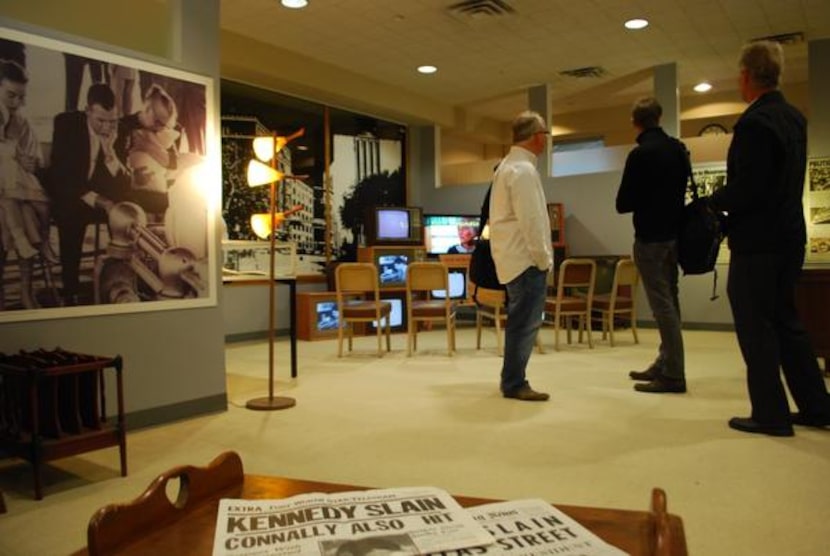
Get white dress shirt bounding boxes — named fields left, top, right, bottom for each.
left=489, top=145, right=553, bottom=284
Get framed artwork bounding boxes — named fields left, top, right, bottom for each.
left=0, top=26, right=219, bottom=323
left=691, top=163, right=730, bottom=264
left=806, top=157, right=830, bottom=262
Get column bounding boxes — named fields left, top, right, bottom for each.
left=528, top=84, right=552, bottom=177
left=654, top=63, right=680, bottom=137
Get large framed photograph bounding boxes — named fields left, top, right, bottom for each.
left=0, top=26, right=218, bottom=322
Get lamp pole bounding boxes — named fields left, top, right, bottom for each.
left=246, top=137, right=296, bottom=411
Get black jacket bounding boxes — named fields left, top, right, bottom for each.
left=711, top=90, right=807, bottom=253
left=616, top=127, right=689, bottom=242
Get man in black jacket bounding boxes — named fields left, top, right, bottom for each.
left=710, top=41, right=830, bottom=436
left=616, top=97, right=689, bottom=394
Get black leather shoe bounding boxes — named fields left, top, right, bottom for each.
left=503, top=386, right=550, bottom=402
left=728, top=417, right=794, bottom=437
left=634, top=377, right=686, bottom=393
left=629, top=368, right=659, bottom=381
left=790, top=412, right=830, bottom=428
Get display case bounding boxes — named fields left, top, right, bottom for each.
left=221, top=240, right=297, bottom=281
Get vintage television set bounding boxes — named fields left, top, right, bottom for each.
left=423, top=214, right=480, bottom=256
left=357, top=246, right=427, bottom=289
left=364, top=206, right=424, bottom=246
left=431, top=267, right=469, bottom=301
left=367, top=291, right=408, bottom=333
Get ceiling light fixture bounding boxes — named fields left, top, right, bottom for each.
left=624, top=18, right=649, bottom=30
left=694, top=82, right=713, bottom=93
left=281, top=0, right=308, bottom=9
left=417, top=65, right=438, bottom=74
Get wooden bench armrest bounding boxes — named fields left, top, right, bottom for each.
left=86, top=451, right=244, bottom=556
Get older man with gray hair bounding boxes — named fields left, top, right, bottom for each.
left=490, top=110, right=553, bottom=401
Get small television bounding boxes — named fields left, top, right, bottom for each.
left=376, top=253, right=409, bottom=287
left=431, top=268, right=468, bottom=301
left=370, top=294, right=406, bottom=332
left=316, top=301, right=340, bottom=332
left=364, top=206, right=424, bottom=246
left=423, top=214, right=480, bottom=255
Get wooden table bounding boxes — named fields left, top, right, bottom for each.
left=74, top=471, right=686, bottom=555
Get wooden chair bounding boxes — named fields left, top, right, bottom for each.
left=474, top=287, right=508, bottom=355
left=474, top=286, right=543, bottom=356
left=85, top=451, right=244, bottom=556
left=592, top=258, right=640, bottom=346
left=543, top=258, right=597, bottom=350
left=406, top=262, right=457, bottom=356
left=335, top=262, right=392, bottom=357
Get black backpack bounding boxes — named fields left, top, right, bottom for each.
left=677, top=146, right=725, bottom=300
left=468, top=184, right=506, bottom=301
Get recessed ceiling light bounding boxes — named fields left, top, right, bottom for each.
left=417, top=65, right=438, bottom=74
left=281, top=0, right=308, bottom=8
left=624, top=18, right=649, bottom=30
left=694, top=82, right=713, bottom=93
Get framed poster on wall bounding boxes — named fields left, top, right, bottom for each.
left=0, top=26, right=219, bottom=323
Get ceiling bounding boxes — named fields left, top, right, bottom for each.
left=220, top=0, right=830, bottom=126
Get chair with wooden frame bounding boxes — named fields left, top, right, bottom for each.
left=406, top=261, right=457, bottom=356
left=543, top=258, right=597, bottom=350
left=335, top=262, right=392, bottom=357
left=592, top=258, right=640, bottom=347
left=474, top=286, right=543, bottom=356
left=85, top=451, right=244, bottom=556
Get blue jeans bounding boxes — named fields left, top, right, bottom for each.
left=633, top=240, right=685, bottom=380
left=501, top=266, right=548, bottom=394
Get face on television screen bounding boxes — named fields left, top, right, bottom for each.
left=377, top=209, right=410, bottom=240
left=316, top=301, right=339, bottom=331
left=377, top=254, right=408, bottom=285
left=372, top=298, right=404, bottom=328
left=431, top=270, right=467, bottom=300
left=424, top=215, right=479, bottom=254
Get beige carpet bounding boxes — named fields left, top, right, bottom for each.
left=0, top=326, right=828, bottom=555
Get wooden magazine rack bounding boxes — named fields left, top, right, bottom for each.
left=0, top=349, right=127, bottom=500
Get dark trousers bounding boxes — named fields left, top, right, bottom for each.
left=727, top=246, right=830, bottom=424
left=55, top=203, right=103, bottom=298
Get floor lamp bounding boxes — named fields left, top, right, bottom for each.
left=244, top=130, right=303, bottom=411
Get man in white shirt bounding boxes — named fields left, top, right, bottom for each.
left=490, top=111, right=553, bottom=401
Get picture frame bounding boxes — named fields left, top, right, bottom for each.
left=0, top=26, right=219, bottom=323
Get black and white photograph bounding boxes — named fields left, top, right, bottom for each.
left=0, top=27, right=217, bottom=322
left=690, top=164, right=726, bottom=200
left=808, top=157, right=830, bottom=191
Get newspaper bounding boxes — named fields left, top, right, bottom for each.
left=428, top=499, right=629, bottom=556
left=212, top=486, right=494, bottom=556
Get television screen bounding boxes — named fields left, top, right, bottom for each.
left=431, top=269, right=467, bottom=300
left=315, top=301, right=339, bottom=331
left=377, top=254, right=408, bottom=286
left=424, top=214, right=480, bottom=255
left=376, top=209, right=410, bottom=240
left=372, top=297, right=404, bottom=329
left=365, top=206, right=423, bottom=245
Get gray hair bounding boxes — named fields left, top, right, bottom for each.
left=739, top=40, right=783, bottom=89
left=512, top=110, right=547, bottom=143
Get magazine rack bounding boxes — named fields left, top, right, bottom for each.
left=0, top=349, right=127, bottom=500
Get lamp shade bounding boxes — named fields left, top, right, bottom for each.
left=250, top=212, right=287, bottom=239
left=252, top=136, right=275, bottom=162
left=247, top=159, right=283, bottom=187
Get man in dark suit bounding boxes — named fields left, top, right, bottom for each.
left=710, top=41, right=830, bottom=436
left=47, top=83, right=166, bottom=305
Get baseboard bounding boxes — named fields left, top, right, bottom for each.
left=125, top=393, right=227, bottom=430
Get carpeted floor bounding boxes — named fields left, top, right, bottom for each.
left=0, top=326, right=828, bottom=555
